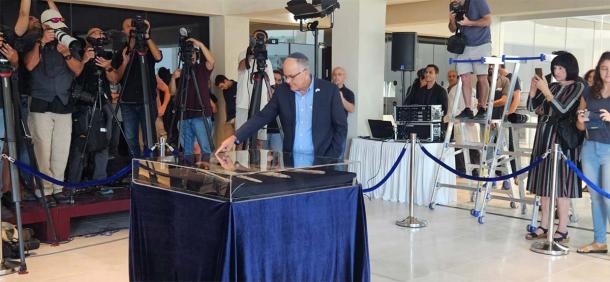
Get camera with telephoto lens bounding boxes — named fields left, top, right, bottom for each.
left=449, top=0, right=467, bottom=22
left=55, top=28, right=81, bottom=53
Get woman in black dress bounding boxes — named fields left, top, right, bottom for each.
left=525, top=51, right=585, bottom=244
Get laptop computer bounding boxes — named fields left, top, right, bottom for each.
left=367, top=119, right=395, bottom=140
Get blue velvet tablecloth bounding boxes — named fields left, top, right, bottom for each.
left=129, top=183, right=370, bottom=281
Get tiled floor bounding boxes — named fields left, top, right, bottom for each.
left=1, top=197, right=609, bottom=281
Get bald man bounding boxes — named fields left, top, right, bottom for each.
left=332, top=67, right=355, bottom=158
left=332, top=67, right=355, bottom=115
left=217, top=52, right=347, bottom=158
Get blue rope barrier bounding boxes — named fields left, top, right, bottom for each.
left=449, top=57, right=485, bottom=65
left=362, top=148, right=407, bottom=193
left=564, top=158, right=610, bottom=199
left=419, top=145, right=546, bottom=182
left=12, top=159, right=132, bottom=189
left=502, top=54, right=545, bottom=62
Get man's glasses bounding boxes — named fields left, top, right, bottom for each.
left=44, top=17, right=64, bottom=24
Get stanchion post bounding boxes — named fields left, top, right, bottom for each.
left=530, top=144, right=569, bottom=255
left=396, top=133, right=427, bottom=228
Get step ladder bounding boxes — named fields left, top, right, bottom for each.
left=428, top=55, right=548, bottom=227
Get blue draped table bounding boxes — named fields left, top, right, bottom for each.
left=129, top=183, right=370, bottom=281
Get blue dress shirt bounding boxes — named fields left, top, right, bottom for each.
left=292, top=77, right=315, bottom=156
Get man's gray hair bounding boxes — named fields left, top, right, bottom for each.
left=286, top=52, right=310, bottom=69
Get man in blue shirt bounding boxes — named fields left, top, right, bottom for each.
left=449, top=0, right=492, bottom=119
left=216, top=52, right=347, bottom=159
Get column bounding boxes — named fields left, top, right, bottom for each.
left=210, top=16, right=250, bottom=144
left=332, top=0, right=387, bottom=142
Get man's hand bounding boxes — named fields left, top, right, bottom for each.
left=216, top=135, right=237, bottom=154
left=186, top=38, right=203, bottom=48
left=122, top=47, right=129, bottom=63
left=82, top=47, right=95, bottom=62
left=0, top=43, right=19, bottom=67
left=600, top=109, right=610, bottom=122
left=458, top=15, right=473, bottom=26
left=95, top=57, right=112, bottom=69
left=41, top=28, right=55, bottom=45
left=56, top=43, right=70, bottom=56
left=144, top=19, right=152, bottom=36
left=173, top=69, right=182, bottom=79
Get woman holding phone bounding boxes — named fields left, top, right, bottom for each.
left=525, top=51, right=585, bottom=244
left=576, top=52, right=610, bottom=254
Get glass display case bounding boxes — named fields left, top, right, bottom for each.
left=132, top=150, right=360, bottom=202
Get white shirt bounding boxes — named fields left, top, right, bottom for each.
left=236, top=51, right=276, bottom=110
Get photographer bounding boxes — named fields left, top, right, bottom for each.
left=448, top=0, right=492, bottom=119
left=114, top=17, right=163, bottom=157
left=23, top=9, right=83, bottom=205
left=236, top=30, right=275, bottom=147
left=175, top=38, right=215, bottom=155
left=66, top=27, right=117, bottom=185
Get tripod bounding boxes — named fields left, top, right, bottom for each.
left=112, top=33, right=156, bottom=157
left=0, top=60, right=28, bottom=273
left=68, top=60, right=127, bottom=195
left=169, top=48, right=215, bottom=155
left=243, top=56, right=283, bottom=149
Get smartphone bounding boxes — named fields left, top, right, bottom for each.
left=535, top=68, right=543, bottom=78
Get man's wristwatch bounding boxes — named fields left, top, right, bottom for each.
left=63, top=55, right=73, bottom=61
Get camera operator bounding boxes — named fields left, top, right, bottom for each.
left=23, top=9, right=83, bottom=205
left=448, top=0, right=492, bottom=119
left=66, top=27, right=117, bottom=185
left=236, top=30, right=275, bottom=147
left=114, top=17, right=163, bottom=157
left=175, top=38, right=215, bottom=155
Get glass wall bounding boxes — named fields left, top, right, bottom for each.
left=501, top=15, right=610, bottom=92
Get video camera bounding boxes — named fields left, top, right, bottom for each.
left=449, top=0, right=468, bottom=22
left=248, top=30, right=278, bottom=72
left=131, top=15, right=148, bottom=36
left=178, top=27, right=199, bottom=64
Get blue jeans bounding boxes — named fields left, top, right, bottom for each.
left=180, top=117, right=213, bottom=155
left=581, top=140, right=610, bottom=244
left=264, top=133, right=283, bottom=151
left=121, top=103, right=156, bottom=157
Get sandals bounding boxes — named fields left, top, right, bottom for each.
left=525, top=226, right=548, bottom=240
left=553, top=230, right=570, bottom=244
left=577, top=242, right=608, bottom=254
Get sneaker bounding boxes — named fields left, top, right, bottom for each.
left=473, top=107, right=487, bottom=119
left=455, top=108, right=474, bottom=119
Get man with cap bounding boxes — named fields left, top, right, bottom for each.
left=23, top=6, right=83, bottom=206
